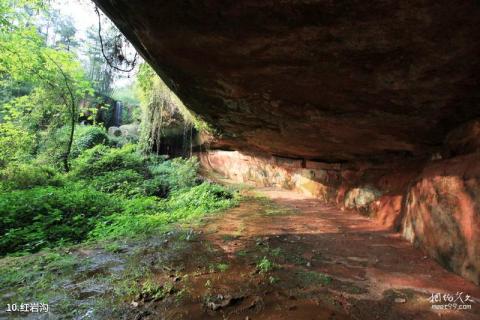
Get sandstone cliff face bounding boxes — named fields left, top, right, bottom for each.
left=403, top=154, right=480, bottom=285
left=199, top=150, right=480, bottom=284
left=94, top=0, right=480, bottom=162
left=93, top=1, right=480, bottom=284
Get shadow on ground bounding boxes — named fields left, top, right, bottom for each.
left=1, top=187, right=479, bottom=320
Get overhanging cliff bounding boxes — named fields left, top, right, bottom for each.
left=94, top=0, right=480, bottom=162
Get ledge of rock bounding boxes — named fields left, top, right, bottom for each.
left=94, top=0, right=480, bottom=162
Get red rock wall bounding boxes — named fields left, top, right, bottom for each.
left=198, top=151, right=341, bottom=202
left=402, top=153, right=480, bottom=285
left=199, top=150, right=480, bottom=284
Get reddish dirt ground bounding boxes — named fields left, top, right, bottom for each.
left=135, top=186, right=480, bottom=320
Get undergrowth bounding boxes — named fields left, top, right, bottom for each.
left=0, top=144, right=238, bottom=256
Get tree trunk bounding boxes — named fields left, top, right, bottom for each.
left=63, top=110, right=75, bottom=172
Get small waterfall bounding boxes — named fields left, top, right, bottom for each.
left=114, top=101, right=123, bottom=127
left=189, top=125, right=193, bottom=157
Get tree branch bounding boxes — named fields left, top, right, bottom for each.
left=94, top=6, right=138, bottom=73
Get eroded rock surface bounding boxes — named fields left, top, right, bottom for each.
left=94, top=0, right=480, bottom=161
left=93, top=0, right=480, bottom=285
left=199, top=150, right=480, bottom=284
left=403, top=153, right=480, bottom=285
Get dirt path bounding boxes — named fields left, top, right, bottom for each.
left=2, top=185, right=478, bottom=320
left=138, top=186, right=480, bottom=320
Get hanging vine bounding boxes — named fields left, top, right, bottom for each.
left=137, top=64, right=180, bottom=154
left=94, top=6, right=138, bottom=73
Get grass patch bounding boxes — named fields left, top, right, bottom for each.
left=284, top=253, right=308, bottom=266
left=104, top=242, right=123, bottom=253
left=296, top=271, right=332, bottom=286
left=251, top=196, right=298, bottom=216
left=0, top=249, right=80, bottom=309
left=139, top=278, right=174, bottom=301
left=216, top=263, right=229, bottom=272
left=0, top=250, right=77, bottom=289
left=0, top=139, right=245, bottom=317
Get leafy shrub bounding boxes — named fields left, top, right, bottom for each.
left=35, top=126, right=72, bottom=166
left=36, top=125, right=108, bottom=166
left=71, top=144, right=145, bottom=179
left=88, top=169, right=144, bottom=196
left=122, top=196, right=165, bottom=215
left=78, top=153, right=200, bottom=198
left=86, top=170, right=171, bottom=198
left=0, top=184, right=122, bottom=255
left=148, top=157, right=200, bottom=191
left=72, top=125, right=108, bottom=157
left=165, top=182, right=235, bottom=221
left=0, top=122, right=34, bottom=167
left=89, top=182, right=236, bottom=240
left=140, top=176, right=170, bottom=197
left=0, top=139, right=236, bottom=255
left=0, top=163, right=63, bottom=191
left=89, top=196, right=166, bottom=240
left=256, top=257, right=275, bottom=274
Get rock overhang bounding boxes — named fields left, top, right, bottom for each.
left=93, top=0, right=480, bottom=162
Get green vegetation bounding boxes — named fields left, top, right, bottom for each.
left=135, top=63, right=215, bottom=153
left=250, top=195, right=299, bottom=216
left=270, top=247, right=282, bottom=257
left=0, top=144, right=237, bottom=256
left=0, top=250, right=78, bottom=290
left=89, top=178, right=237, bottom=241
left=0, top=0, right=93, bottom=171
left=139, top=278, right=174, bottom=301
left=216, top=263, right=229, bottom=272
left=269, top=276, right=279, bottom=284
left=0, top=1, right=241, bottom=317
left=0, top=0, right=237, bottom=255
left=0, top=183, right=121, bottom=255
left=236, top=249, right=248, bottom=257
left=296, top=271, right=333, bottom=286
left=0, top=231, right=195, bottom=317
left=0, top=163, right=64, bottom=190
left=256, top=256, right=276, bottom=274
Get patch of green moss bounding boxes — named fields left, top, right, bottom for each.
left=296, top=271, right=332, bottom=286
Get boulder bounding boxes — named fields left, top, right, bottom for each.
left=344, top=186, right=382, bottom=214
left=108, top=126, right=122, bottom=137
